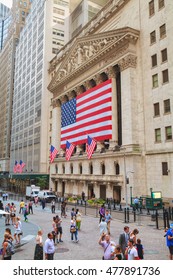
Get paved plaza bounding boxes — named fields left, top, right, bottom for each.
left=0, top=199, right=170, bottom=260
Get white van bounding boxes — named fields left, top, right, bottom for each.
left=37, top=190, right=56, bottom=202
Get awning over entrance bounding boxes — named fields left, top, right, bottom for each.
left=9, top=173, right=49, bottom=180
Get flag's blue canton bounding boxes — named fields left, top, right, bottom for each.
left=88, top=136, right=92, bottom=145
left=61, top=98, right=76, bottom=127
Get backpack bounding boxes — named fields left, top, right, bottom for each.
left=6, top=241, right=15, bottom=256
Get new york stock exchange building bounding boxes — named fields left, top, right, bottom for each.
left=47, top=0, right=173, bottom=205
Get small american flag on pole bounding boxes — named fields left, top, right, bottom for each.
left=13, top=161, right=18, bottom=173
left=66, top=141, right=75, bottom=161
left=50, top=145, right=58, bottom=163
left=19, top=160, right=26, bottom=173
left=86, top=136, right=97, bottom=159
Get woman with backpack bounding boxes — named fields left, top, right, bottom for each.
left=2, top=234, right=14, bottom=260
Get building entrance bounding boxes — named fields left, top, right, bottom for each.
left=100, top=185, right=106, bottom=200
left=113, top=185, right=121, bottom=204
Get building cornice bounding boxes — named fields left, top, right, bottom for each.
left=48, top=27, right=139, bottom=95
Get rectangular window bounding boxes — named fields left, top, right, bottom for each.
left=161, top=48, right=167, bottom=62
left=149, top=0, right=155, bottom=16
left=165, top=126, right=172, bottom=140
left=154, top=103, right=160, bottom=117
left=155, top=128, right=161, bottom=142
left=152, top=74, right=158, bottom=88
left=160, top=24, right=166, bottom=38
left=150, top=30, right=156, bottom=44
left=158, top=0, right=164, bottom=9
left=162, top=162, right=168, bottom=175
left=164, top=99, right=171, bottom=114
left=162, top=69, right=169, bottom=83
left=151, top=54, right=157, bottom=67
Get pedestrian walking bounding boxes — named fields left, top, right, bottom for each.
left=133, top=197, right=139, bottom=211
left=70, top=217, right=79, bottom=243
left=55, top=215, right=63, bottom=243
left=76, top=209, right=82, bottom=230
left=99, top=204, right=105, bottom=223
left=41, top=198, right=46, bottom=210
left=130, top=228, right=139, bottom=245
left=51, top=199, right=56, bottom=213
left=2, top=234, right=14, bottom=260
left=125, top=239, right=139, bottom=260
left=44, top=232, right=55, bottom=260
left=114, top=245, right=123, bottom=260
left=19, top=200, right=25, bottom=214
left=136, top=238, right=144, bottom=259
left=98, top=217, right=108, bottom=237
left=165, top=223, right=173, bottom=260
left=4, top=203, right=11, bottom=225
left=71, top=208, right=76, bottom=219
left=10, top=202, right=16, bottom=225
left=119, top=226, right=130, bottom=257
left=98, top=233, right=114, bottom=260
left=34, top=196, right=39, bottom=207
left=105, top=209, right=112, bottom=235
left=23, top=204, right=29, bottom=222
left=14, top=216, right=22, bottom=244
left=52, top=217, right=57, bottom=243
left=28, top=200, right=33, bottom=214
left=34, top=230, right=43, bottom=260
left=61, top=200, right=67, bottom=217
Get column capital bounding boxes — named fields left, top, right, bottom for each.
left=105, top=66, right=116, bottom=79
left=52, top=99, right=61, bottom=108
left=118, top=54, right=137, bottom=72
left=93, top=74, right=103, bottom=85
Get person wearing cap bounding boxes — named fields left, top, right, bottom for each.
left=125, top=238, right=139, bottom=260
left=166, top=223, right=173, bottom=260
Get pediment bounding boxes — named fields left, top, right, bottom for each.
left=48, top=27, right=139, bottom=93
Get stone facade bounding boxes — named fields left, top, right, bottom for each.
left=48, top=0, right=173, bottom=204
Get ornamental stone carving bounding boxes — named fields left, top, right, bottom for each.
left=118, top=54, right=137, bottom=71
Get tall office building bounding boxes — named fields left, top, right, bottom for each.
left=0, top=0, right=31, bottom=176
left=10, top=0, right=70, bottom=179
left=0, top=3, right=10, bottom=50
left=69, top=0, right=108, bottom=39
left=48, top=0, right=173, bottom=202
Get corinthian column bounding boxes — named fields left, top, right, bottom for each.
left=52, top=99, right=61, bottom=151
left=105, top=66, right=118, bottom=148
left=118, top=54, right=137, bottom=146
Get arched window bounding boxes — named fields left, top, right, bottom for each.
left=115, top=163, right=120, bottom=175
left=55, top=164, right=58, bottom=174
left=79, top=163, right=82, bottom=174
left=70, top=164, right=73, bottom=174
left=89, top=163, right=93, bottom=175
left=62, top=164, right=65, bottom=174
left=101, top=163, right=105, bottom=175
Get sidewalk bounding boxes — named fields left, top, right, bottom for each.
left=0, top=199, right=169, bottom=260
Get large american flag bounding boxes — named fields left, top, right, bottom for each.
left=66, top=141, right=75, bottom=161
left=86, top=136, right=97, bottom=159
left=61, top=79, right=112, bottom=148
left=50, top=145, right=58, bottom=163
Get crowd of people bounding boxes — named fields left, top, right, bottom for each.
left=0, top=196, right=173, bottom=261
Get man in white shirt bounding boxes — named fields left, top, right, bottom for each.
left=125, top=239, right=139, bottom=260
left=44, top=232, right=55, bottom=260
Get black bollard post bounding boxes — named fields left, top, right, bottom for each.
left=134, top=209, right=136, bottom=222
left=85, top=200, right=86, bottom=216
left=163, top=210, right=166, bottom=229
left=113, top=199, right=116, bottom=210
left=147, top=208, right=150, bottom=215
left=155, top=209, right=159, bottom=229
left=124, top=208, right=127, bottom=223
left=127, top=207, right=129, bottom=223
left=166, top=210, right=170, bottom=228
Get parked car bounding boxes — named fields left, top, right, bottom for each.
left=37, top=190, right=56, bottom=203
